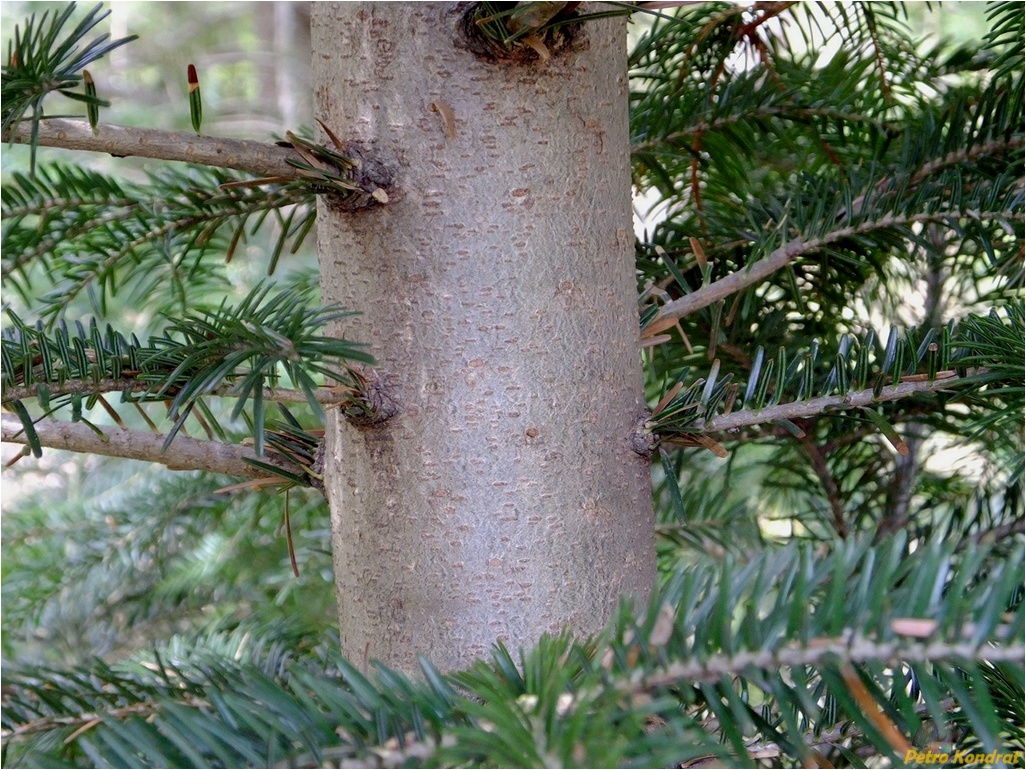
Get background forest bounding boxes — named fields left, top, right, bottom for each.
left=1, top=2, right=1023, bottom=767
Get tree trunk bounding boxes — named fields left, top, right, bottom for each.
left=312, top=2, right=654, bottom=672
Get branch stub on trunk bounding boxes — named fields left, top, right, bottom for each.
left=455, top=2, right=586, bottom=64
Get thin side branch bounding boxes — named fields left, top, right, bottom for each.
left=653, top=211, right=1019, bottom=322
left=631, top=633, right=1022, bottom=693
left=631, top=106, right=889, bottom=154
left=2, top=378, right=353, bottom=406
left=847, top=137, right=1026, bottom=220
left=5, top=118, right=304, bottom=180
left=1, top=414, right=303, bottom=480
left=912, top=137, right=1024, bottom=191
left=964, top=520, right=1026, bottom=548
left=691, top=372, right=968, bottom=434
left=0, top=697, right=206, bottom=741
left=798, top=431, right=848, bottom=537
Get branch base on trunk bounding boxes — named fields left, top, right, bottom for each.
left=336, top=371, right=400, bottom=427
left=630, top=413, right=657, bottom=457
left=455, top=2, right=586, bottom=64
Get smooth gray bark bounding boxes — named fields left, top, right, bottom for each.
left=313, top=3, right=654, bottom=671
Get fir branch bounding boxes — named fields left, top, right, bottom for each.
left=1, top=699, right=201, bottom=741
left=1, top=285, right=375, bottom=456
left=2, top=538, right=1019, bottom=768
left=651, top=211, right=1021, bottom=323
left=1, top=3, right=137, bottom=173
left=688, top=371, right=968, bottom=434
left=983, top=3, right=1025, bottom=80
left=843, top=135, right=1026, bottom=220
left=912, top=136, right=1025, bottom=186
left=1, top=377, right=158, bottom=403
left=632, top=105, right=893, bottom=154
left=0, top=414, right=305, bottom=480
left=797, top=432, right=848, bottom=537
left=1, top=162, right=314, bottom=315
left=623, top=635, right=1024, bottom=693
left=964, top=519, right=1026, bottom=547
left=1, top=378, right=353, bottom=407
left=4, top=118, right=305, bottom=180
left=30, top=208, right=236, bottom=313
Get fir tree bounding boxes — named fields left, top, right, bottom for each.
left=1, top=2, right=1022, bottom=767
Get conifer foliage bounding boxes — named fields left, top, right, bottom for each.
left=1, top=2, right=1023, bottom=767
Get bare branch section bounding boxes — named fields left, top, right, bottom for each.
left=1, top=415, right=303, bottom=480
left=692, top=372, right=967, bottom=434
left=5, top=118, right=303, bottom=180
left=3, top=378, right=352, bottom=406
left=654, top=211, right=1019, bottom=322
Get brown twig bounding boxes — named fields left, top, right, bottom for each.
left=5, top=118, right=304, bottom=180
left=797, top=430, right=848, bottom=537
left=653, top=211, right=1020, bottom=322
left=689, top=371, right=969, bottom=434
left=0, top=415, right=306, bottom=481
left=2, top=378, right=354, bottom=406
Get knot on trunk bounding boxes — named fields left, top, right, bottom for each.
left=455, top=2, right=586, bottom=64
left=339, top=372, right=400, bottom=427
left=629, top=413, right=657, bottom=457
